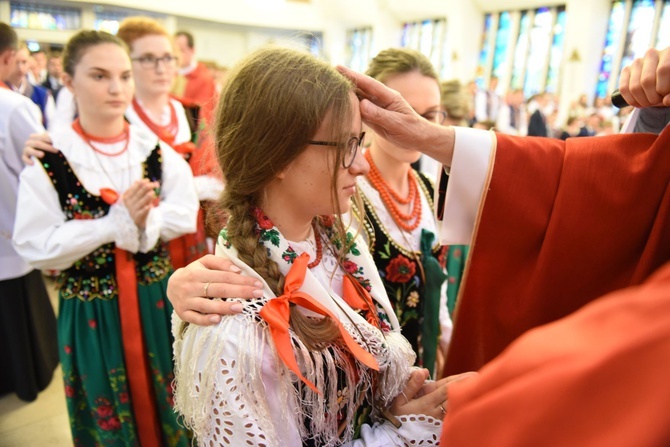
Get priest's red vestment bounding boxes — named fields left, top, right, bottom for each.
left=441, top=261, right=670, bottom=446
left=444, top=125, right=670, bottom=375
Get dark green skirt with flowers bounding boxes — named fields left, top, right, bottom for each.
left=58, top=277, right=189, bottom=447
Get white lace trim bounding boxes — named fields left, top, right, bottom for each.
left=173, top=298, right=431, bottom=446
left=396, top=414, right=442, bottom=445
left=108, top=203, right=139, bottom=253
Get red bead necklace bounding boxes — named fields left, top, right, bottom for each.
left=308, top=227, right=323, bottom=269
left=72, top=118, right=130, bottom=156
left=364, top=150, right=422, bottom=232
left=131, top=97, right=178, bottom=146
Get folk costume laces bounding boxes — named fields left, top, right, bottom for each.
left=251, top=208, right=381, bottom=392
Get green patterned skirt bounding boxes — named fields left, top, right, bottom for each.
left=58, top=278, right=190, bottom=447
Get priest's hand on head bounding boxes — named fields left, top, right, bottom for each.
left=619, top=47, right=670, bottom=108
left=336, top=65, right=456, bottom=167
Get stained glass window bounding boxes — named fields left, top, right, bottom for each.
left=94, top=11, right=129, bottom=34
left=620, top=0, right=656, bottom=70
left=346, top=27, right=373, bottom=72
left=10, top=2, right=81, bottom=30
left=523, top=8, right=554, bottom=96
left=401, top=22, right=421, bottom=50
left=596, top=1, right=626, bottom=98
left=419, top=20, right=434, bottom=56
left=400, top=19, right=448, bottom=79
left=433, top=19, right=450, bottom=79
left=656, top=1, right=670, bottom=48
left=510, top=11, right=530, bottom=90
left=492, top=12, right=512, bottom=80
left=475, top=13, right=493, bottom=88
left=546, top=7, right=567, bottom=93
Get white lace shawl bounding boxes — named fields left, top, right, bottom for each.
left=172, top=226, right=443, bottom=446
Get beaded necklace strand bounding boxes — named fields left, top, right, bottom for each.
left=364, top=150, right=422, bottom=231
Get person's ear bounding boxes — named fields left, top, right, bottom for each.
left=62, top=72, right=75, bottom=94
left=0, top=48, right=15, bottom=66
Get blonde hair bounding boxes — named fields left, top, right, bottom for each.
left=365, top=48, right=438, bottom=84
left=212, top=47, right=358, bottom=346
left=116, top=16, right=171, bottom=50
left=440, top=79, right=470, bottom=124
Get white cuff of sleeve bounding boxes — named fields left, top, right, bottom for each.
left=437, top=127, right=494, bottom=245
left=108, top=203, right=140, bottom=253
left=140, top=206, right=162, bottom=253
left=396, top=414, right=442, bottom=444
left=355, top=415, right=442, bottom=446
left=193, top=175, right=224, bottom=201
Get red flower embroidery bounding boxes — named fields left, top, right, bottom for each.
left=96, top=404, right=114, bottom=418
left=64, top=345, right=72, bottom=354
left=64, top=385, right=75, bottom=397
left=320, top=215, right=335, bottom=227
left=98, top=416, right=121, bottom=431
left=251, top=207, right=274, bottom=229
left=118, top=392, right=128, bottom=403
left=106, top=416, right=121, bottom=431
left=342, top=260, right=359, bottom=274
left=385, top=255, right=416, bottom=283
left=156, top=300, right=165, bottom=309
left=88, top=319, right=97, bottom=329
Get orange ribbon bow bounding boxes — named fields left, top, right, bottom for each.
left=99, top=188, right=119, bottom=205
left=342, top=275, right=380, bottom=329
left=259, top=253, right=379, bottom=393
left=172, top=141, right=196, bottom=156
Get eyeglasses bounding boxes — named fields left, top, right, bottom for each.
left=308, top=131, right=365, bottom=168
left=130, top=54, right=178, bottom=70
left=420, top=110, right=448, bottom=125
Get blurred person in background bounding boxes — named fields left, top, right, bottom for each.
left=41, top=51, right=63, bottom=101
left=172, top=30, right=217, bottom=125
left=5, top=42, right=54, bottom=127
left=0, top=21, right=58, bottom=405
left=496, top=88, right=527, bottom=136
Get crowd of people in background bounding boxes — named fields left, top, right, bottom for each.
left=437, top=75, right=632, bottom=142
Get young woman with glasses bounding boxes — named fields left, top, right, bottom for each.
left=119, top=17, right=220, bottom=269
left=167, top=49, right=460, bottom=379
left=171, top=46, right=459, bottom=446
left=13, top=30, right=198, bottom=446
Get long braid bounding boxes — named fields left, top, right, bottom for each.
left=222, top=193, right=285, bottom=296
left=222, top=193, right=340, bottom=349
